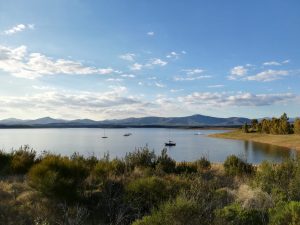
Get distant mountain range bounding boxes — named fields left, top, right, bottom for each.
left=0, top=114, right=251, bottom=128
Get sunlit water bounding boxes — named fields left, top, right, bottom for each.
left=0, top=128, right=296, bottom=163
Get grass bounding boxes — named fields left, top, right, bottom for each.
left=209, top=130, right=300, bottom=151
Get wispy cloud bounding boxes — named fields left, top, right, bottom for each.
left=183, top=68, right=204, bottom=75
left=119, top=53, right=135, bottom=61
left=129, top=63, right=143, bottom=71
left=147, top=31, right=154, bottom=36
left=150, top=58, right=168, bottom=66
left=174, top=75, right=211, bottom=81
left=154, top=82, right=166, bottom=88
left=207, top=84, right=224, bottom=88
left=263, top=60, right=290, bottom=66
left=178, top=92, right=295, bottom=107
left=0, top=45, right=114, bottom=79
left=246, top=70, right=289, bottom=82
left=166, top=51, right=180, bottom=59
left=3, top=24, right=34, bottom=35
left=120, top=74, right=136, bottom=78
left=228, top=65, right=248, bottom=80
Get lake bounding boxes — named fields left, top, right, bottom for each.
left=0, top=128, right=296, bottom=163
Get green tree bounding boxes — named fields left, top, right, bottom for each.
left=243, top=123, right=249, bottom=133
left=251, top=119, right=258, bottom=131
left=294, top=118, right=300, bottom=134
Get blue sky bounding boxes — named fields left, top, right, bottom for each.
left=0, top=0, right=299, bottom=120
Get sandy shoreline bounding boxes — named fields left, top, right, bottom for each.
left=209, top=130, right=300, bottom=151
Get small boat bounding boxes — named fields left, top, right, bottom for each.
left=194, top=132, right=203, bottom=135
left=123, top=133, right=132, bottom=137
left=165, top=140, right=176, bottom=146
left=101, top=129, right=108, bottom=139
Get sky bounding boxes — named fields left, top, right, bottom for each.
left=0, top=0, right=300, bottom=120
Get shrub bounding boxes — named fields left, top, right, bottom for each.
left=269, top=201, right=300, bottom=225
left=11, top=146, right=36, bottom=174
left=125, top=176, right=171, bottom=214
left=195, top=156, right=211, bottom=171
left=132, top=197, right=201, bottom=225
left=28, top=155, right=88, bottom=201
left=0, top=151, right=12, bottom=175
left=214, top=203, right=268, bottom=225
left=125, top=147, right=156, bottom=170
left=223, top=155, right=254, bottom=176
left=155, top=149, right=176, bottom=173
left=176, top=162, right=198, bottom=174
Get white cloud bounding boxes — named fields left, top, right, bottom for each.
left=119, top=53, right=135, bottom=61
left=174, top=75, right=211, bottom=81
left=0, top=45, right=114, bottom=79
left=166, top=51, right=180, bottom=59
left=183, top=68, right=204, bottom=75
left=106, top=78, right=123, bottom=82
left=147, top=31, right=154, bottom=36
left=228, top=66, right=248, bottom=80
left=246, top=70, right=289, bottom=82
left=120, top=74, right=135, bottom=78
left=170, top=89, right=184, bottom=93
left=4, top=24, right=34, bottom=35
left=151, top=58, right=167, bottom=66
left=154, top=82, right=166, bottom=88
left=178, top=92, right=295, bottom=107
left=263, top=61, right=281, bottom=66
left=130, top=63, right=143, bottom=71
left=208, top=84, right=224, bottom=88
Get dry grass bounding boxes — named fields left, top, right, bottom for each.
left=209, top=130, right=300, bottom=151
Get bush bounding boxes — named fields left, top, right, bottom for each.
left=125, top=147, right=156, bottom=170
left=176, top=162, right=198, bottom=174
left=195, top=157, right=211, bottom=171
left=269, top=201, right=300, bottom=225
left=132, top=197, right=201, bottom=225
left=224, top=155, right=254, bottom=176
left=214, top=203, right=268, bottom=225
left=125, top=176, right=172, bottom=214
left=155, top=149, right=176, bottom=173
left=0, top=151, right=12, bottom=175
left=28, top=155, right=88, bottom=201
left=11, top=146, right=36, bottom=174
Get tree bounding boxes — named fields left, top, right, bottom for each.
left=243, top=123, right=249, bottom=133
left=294, top=118, right=300, bottom=134
left=251, top=119, right=258, bottom=131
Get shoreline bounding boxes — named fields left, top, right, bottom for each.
left=209, top=130, right=300, bottom=151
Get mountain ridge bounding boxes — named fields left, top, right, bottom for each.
left=0, top=114, right=251, bottom=127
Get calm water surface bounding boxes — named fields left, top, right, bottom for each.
left=0, top=128, right=296, bottom=163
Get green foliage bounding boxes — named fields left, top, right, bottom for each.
left=155, top=148, right=176, bottom=173
left=195, top=156, right=211, bottom=170
left=125, top=176, right=173, bottom=214
left=242, top=123, right=249, bottom=133
left=28, top=154, right=89, bottom=201
left=175, top=162, right=198, bottom=174
left=256, top=113, right=293, bottom=135
left=0, top=151, right=12, bottom=175
left=294, top=118, right=300, bottom=134
left=269, top=201, right=300, bottom=225
left=125, top=147, right=157, bottom=170
left=215, top=203, right=268, bottom=225
left=224, top=155, right=254, bottom=176
left=11, top=145, right=36, bottom=174
left=132, top=197, right=201, bottom=225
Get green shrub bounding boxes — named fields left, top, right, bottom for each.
left=28, top=155, right=88, bottom=201
left=125, top=147, right=156, bottom=170
left=214, top=203, right=268, bottom=225
left=224, top=155, right=254, bottom=176
left=176, top=162, right=198, bottom=174
left=125, top=176, right=172, bottom=214
left=155, top=149, right=176, bottom=173
left=269, top=201, right=300, bottom=225
left=0, top=151, right=12, bottom=175
left=132, top=197, right=201, bottom=225
left=195, top=156, right=211, bottom=170
left=11, top=146, right=36, bottom=174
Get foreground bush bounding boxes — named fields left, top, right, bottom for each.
left=28, top=155, right=88, bottom=201
left=224, top=155, right=255, bottom=176
left=269, top=201, right=300, bottom=225
left=11, top=146, right=36, bottom=174
left=132, top=197, right=201, bottom=225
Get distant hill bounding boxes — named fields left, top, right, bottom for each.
left=0, top=114, right=251, bottom=128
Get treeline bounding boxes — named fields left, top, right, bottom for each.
left=2, top=146, right=300, bottom=224
left=243, top=113, right=300, bottom=135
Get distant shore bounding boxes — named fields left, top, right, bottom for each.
left=209, top=130, right=300, bottom=151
